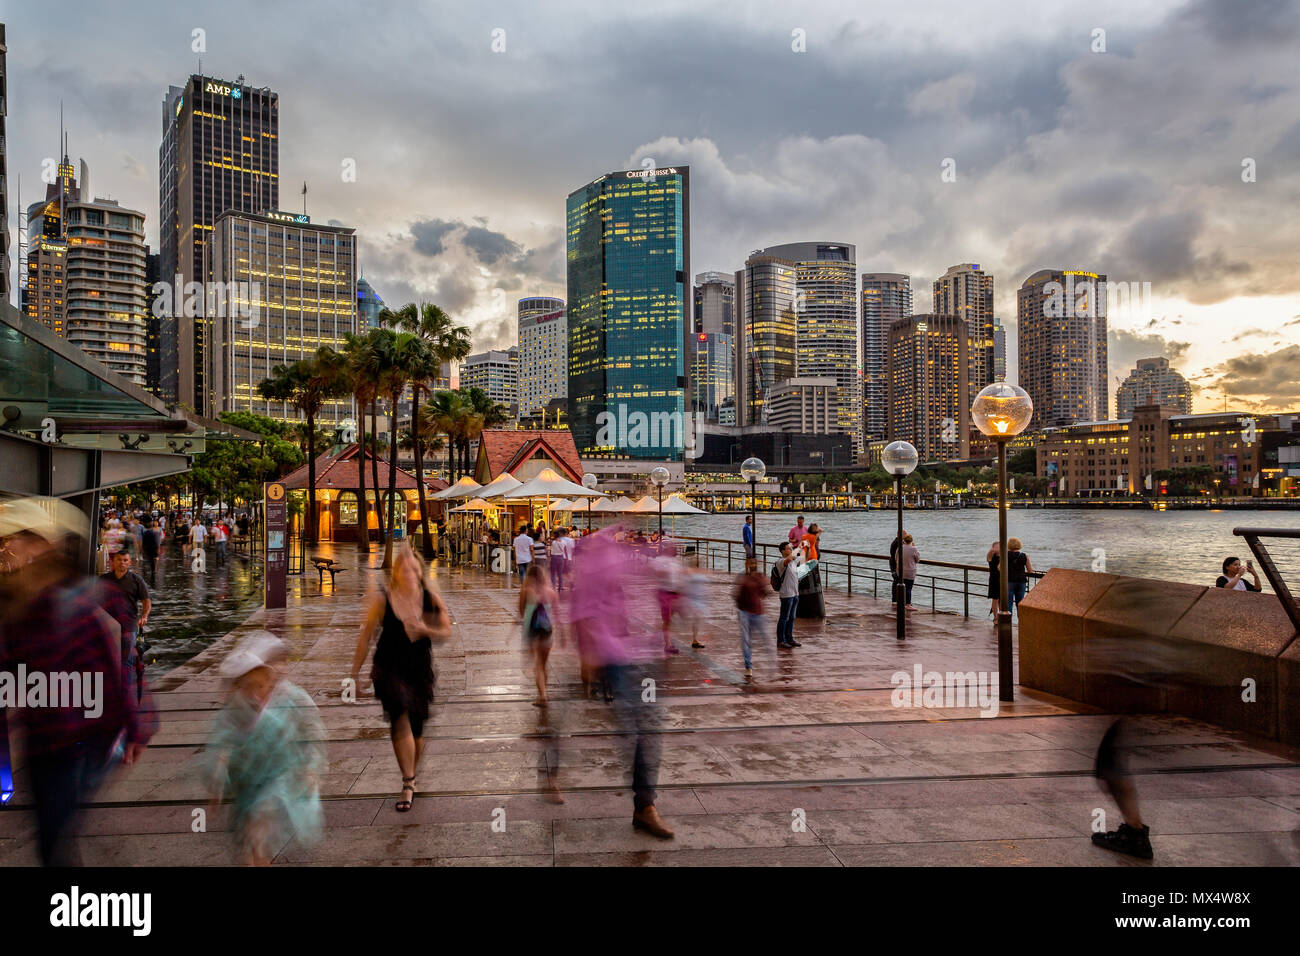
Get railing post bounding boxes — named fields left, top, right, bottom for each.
left=847, top=554, right=852, bottom=595
left=963, top=568, right=969, bottom=618
left=931, top=575, right=936, bottom=612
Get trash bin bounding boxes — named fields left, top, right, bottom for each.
left=796, top=559, right=825, bottom=618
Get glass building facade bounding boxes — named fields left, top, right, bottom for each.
left=518, top=296, right=566, bottom=418
left=357, top=275, right=385, bottom=329
left=734, top=255, right=798, bottom=427
left=861, top=273, right=912, bottom=443
left=566, top=167, right=689, bottom=459
left=690, top=331, right=734, bottom=422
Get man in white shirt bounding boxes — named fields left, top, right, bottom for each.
left=190, top=520, right=207, bottom=552
left=775, top=542, right=803, bottom=649
left=513, top=525, right=534, bottom=583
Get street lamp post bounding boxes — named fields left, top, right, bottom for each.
left=971, top=383, right=1034, bottom=703
left=740, top=457, right=765, bottom=556
left=582, top=472, right=597, bottom=535
left=649, top=466, right=670, bottom=537
left=881, top=441, right=919, bottom=640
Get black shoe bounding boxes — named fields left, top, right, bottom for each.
left=1091, top=823, right=1153, bottom=860
left=777, top=642, right=792, bottom=648
left=788, top=640, right=802, bottom=648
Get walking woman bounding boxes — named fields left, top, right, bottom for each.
left=519, top=562, right=559, bottom=706
left=986, top=541, right=1002, bottom=618
left=351, top=542, right=451, bottom=812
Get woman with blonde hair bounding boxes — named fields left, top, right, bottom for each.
left=351, top=542, right=451, bottom=812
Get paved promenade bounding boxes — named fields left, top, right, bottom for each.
left=3, top=545, right=1298, bottom=866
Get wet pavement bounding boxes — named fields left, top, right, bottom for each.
left=3, top=542, right=1298, bottom=866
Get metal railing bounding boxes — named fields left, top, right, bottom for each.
left=1233, top=527, right=1300, bottom=633
left=666, top=535, right=1044, bottom=618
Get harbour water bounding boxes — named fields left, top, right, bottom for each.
left=667, top=508, right=1300, bottom=593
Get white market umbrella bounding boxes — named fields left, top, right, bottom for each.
left=546, top=498, right=573, bottom=512
left=659, top=494, right=708, bottom=515
left=627, top=495, right=661, bottom=513
left=476, top=473, right=524, bottom=499
left=430, top=476, right=482, bottom=501
left=450, top=497, right=497, bottom=513
left=503, top=468, right=607, bottom=500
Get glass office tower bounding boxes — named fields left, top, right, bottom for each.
left=566, top=167, right=689, bottom=459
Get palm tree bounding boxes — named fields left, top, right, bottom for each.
left=343, top=331, right=384, bottom=553
left=376, top=330, right=431, bottom=568
left=385, top=303, right=473, bottom=558
left=426, top=390, right=471, bottom=482
left=460, top=386, right=511, bottom=477
left=256, top=348, right=349, bottom=545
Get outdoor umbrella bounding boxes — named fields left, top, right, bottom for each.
left=475, top=473, right=524, bottom=499
left=430, top=476, right=482, bottom=501
left=503, top=468, right=607, bottom=532
left=450, top=497, right=497, bottom=513
left=546, top=498, right=573, bottom=512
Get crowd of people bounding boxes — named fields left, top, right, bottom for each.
left=3, top=491, right=1284, bottom=867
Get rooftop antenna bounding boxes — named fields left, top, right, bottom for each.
left=302, top=181, right=308, bottom=216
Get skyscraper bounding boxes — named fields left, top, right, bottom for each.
left=64, top=198, right=149, bottom=384
left=461, top=347, right=519, bottom=412
left=23, top=155, right=81, bottom=336
left=145, top=251, right=162, bottom=394
left=160, top=75, right=278, bottom=411
left=356, top=274, right=385, bottom=330
left=566, top=167, right=689, bottom=459
left=1116, top=356, right=1192, bottom=417
left=206, top=210, right=355, bottom=426
left=690, top=331, right=734, bottom=422
left=517, top=295, right=566, bottom=418
left=1017, top=268, right=1109, bottom=429
left=736, top=243, right=860, bottom=451
left=993, top=316, right=1006, bottom=381
left=693, top=271, right=734, bottom=335
left=735, top=253, right=798, bottom=427
left=933, top=262, right=995, bottom=406
left=887, top=314, right=971, bottom=462
left=861, top=272, right=912, bottom=443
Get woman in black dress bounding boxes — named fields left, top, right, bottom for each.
left=351, top=542, right=451, bottom=811
left=985, top=541, right=1002, bottom=618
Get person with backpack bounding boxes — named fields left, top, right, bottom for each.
left=519, top=563, right=559, bottom=708
left=734, top=557, right=767, bottom=681
left=772, top=541, right=803, bottom=649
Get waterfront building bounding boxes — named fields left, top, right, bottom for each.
left=566, top=166, right=689, bottom=459
left=23, top=154, right=82, bottom=336
left=461, top=346, right=518, bottom=413
left=1116, top=356, right=1192, bottom=418
left=160, top=74, right=279, bottom=409
left=1018, top=268, right=1109, bottom=429
left=1035, top=405, right=1289, bottom=496
left=887, top=313, right=971, bottom=462
left=861, top=272, right=912, bottom=443
left=517, top=296, right=566, bottom=418
left=766, top=376, right=837, bottom=435
left=933, top=263, right=994, bottom=406
left=206, top=209, right=355, bottom=426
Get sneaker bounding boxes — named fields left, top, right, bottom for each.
left=1091, top=823, right=1153, bottom=860
left=691, top=641, right=706, bottom=649
left=744, top=668, right=753, bottom=682
left=632, top=805, right=675, bottom=839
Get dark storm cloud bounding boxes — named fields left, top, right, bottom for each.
left=1207, top=345, right=1300, bottom=403
left=411, top=220, right=460, bottom=258
left=461, top=225, right=523, bottom=265
left=1110, top=328, right=1192, bottom=380
left=1180, top=0, right=1300, bottom=46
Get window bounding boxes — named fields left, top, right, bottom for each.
left=338, top=492, right=359, bottom=525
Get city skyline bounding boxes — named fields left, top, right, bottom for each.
left=1, top=1, right=1298, bottom=413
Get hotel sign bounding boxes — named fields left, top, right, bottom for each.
left=265, top=211, right=310, bottom=224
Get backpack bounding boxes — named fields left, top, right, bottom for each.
left=770, top=560, right=784, bottom=593
left=530, top=602, right=553, bottom=636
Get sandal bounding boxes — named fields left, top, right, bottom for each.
left=396, top=776, right=416, bottom=812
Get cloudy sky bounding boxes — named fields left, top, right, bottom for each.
left=4, top=0, right=1298, bottom=411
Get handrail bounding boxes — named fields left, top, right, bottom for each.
left=1233, top=527, right=1300, bottom=633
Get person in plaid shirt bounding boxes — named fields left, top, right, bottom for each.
left=0, top=498, right=155, bottom=865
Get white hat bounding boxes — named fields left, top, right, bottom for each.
left=219, top=630, right=286, bottom=680
left=0, top=497, right=91, bottom=543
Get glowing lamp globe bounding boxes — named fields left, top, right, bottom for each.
left=582, top=473, right=598, bottom=490
left=649, top=466, right=670, bottom=487
left=740, top=457, right=766, bottom=483
left=881, top=441, right=919, bottom=477
left=972, top=382, right=1033, bottom=438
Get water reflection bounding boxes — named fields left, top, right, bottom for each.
left=137, top=545, right=264, bottom=675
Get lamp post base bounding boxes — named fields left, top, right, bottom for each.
left=996, top=610, right=1014, bottom=701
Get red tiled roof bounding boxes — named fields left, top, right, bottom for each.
left=280, top=444, right=447, bottom=493
left=475, top=429, right=583, bottom=483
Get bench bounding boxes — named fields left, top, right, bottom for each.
left=311, top=557, right=346, bottom=587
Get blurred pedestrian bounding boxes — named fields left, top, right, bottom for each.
left=548, top=526, right=569, bottom=590
left=140, top=519, right=161, bottom=586
left=519, top=563, right=558, bottom=706
left=900, top=533, right=920, bottom=610
left=652, top=542, right=683, bottom=656
left=734, top=557, right=766, bottom=682
left=0, top=498, right=153, bottom=865
left=570, top=526, right=672, bottom=838
left=986, top=541, right=1002, bottom=618
left=202, top=631, right=326, bottom=865
left=1091, top=717, right=1153, bottom=859
left=99, top=550, right=151, bottom=702
left=513, top=524, right=534, bottom=583
left=351, top=543, right=450, bottom=812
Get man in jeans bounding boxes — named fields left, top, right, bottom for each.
left=99, top=550, right=152, bottom=702
left=513, top=524, right=534, bottom=583
left=742, top=515, right=755, bottom=560
left=775, top=542, right=802, bottom=649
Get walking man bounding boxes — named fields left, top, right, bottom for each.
left=774, top=541, right=802, bottom=648
left=742, top=514, right=755, bottom=560
left=100, top=550, right=152, bottom=702
left=513, top=524, right=534, bottom=583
